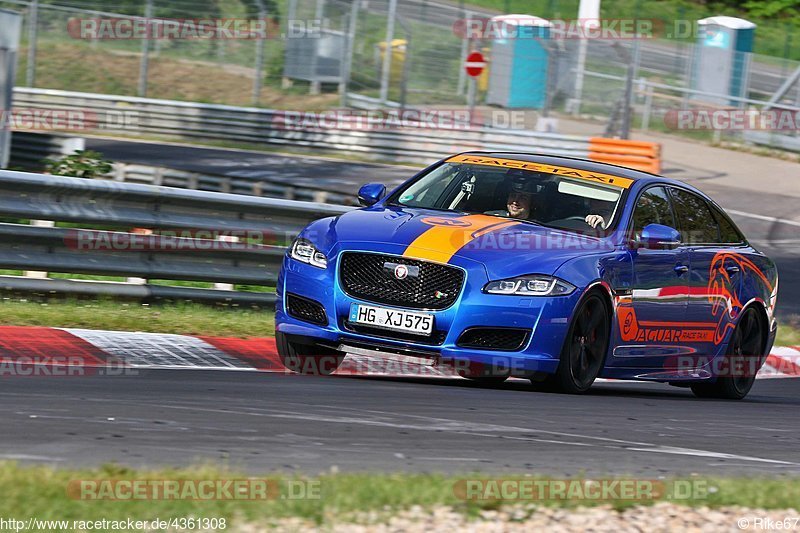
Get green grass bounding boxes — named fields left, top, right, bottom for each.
left=0, top=299, right=274, bottom=338
left=776, top=321, right=800, bottom=347
left=0, top=462, right=798, bottom=529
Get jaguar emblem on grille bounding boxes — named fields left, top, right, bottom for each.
left=434, top=291, right=448, bottom=299
left=394, top=264, right=408, bottom=280
left=383, top=262, right=420, bottom=280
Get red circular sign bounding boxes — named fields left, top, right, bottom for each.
left=464, top=51, right=486, bottom=77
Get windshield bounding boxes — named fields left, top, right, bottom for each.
left=390, top=161, right=626, bottom=234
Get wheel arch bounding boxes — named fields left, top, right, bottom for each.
left=738, top=298, right=770, bottom=355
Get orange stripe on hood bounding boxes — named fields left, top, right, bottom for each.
left=403, top=215, right=517, bottom=263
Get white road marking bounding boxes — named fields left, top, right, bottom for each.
left=0, top=454, right=65, bottom=461
left=625, top=446, right=794, bottom=465
left=133, top=402, right=799, bottom=468
left=728, top=209, right=800, bottom=228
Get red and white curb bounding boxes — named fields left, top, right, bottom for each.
left=0, top=326, right=798, bottom=380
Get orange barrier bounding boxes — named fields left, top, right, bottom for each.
left=588, top=137, right=661, bottom=174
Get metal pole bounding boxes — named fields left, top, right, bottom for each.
left=282, top=0, right=298, bottom=89
left=641, top=83, right=653, bottom=132
left=456, top=11, right=471, bottom=96
left=379, top=0, right=398, bottom=104
left=309, top=0, right=325, bottom=94
left=467, top=76, right=476, bottom=126
left=253, top=0, right=267, bottom=105
left=571, top=0, right=600, bottom=116
left=781, top=24, right=791, bottom=78
left=398, top=19, right=411, bottom=110
left=621, top=39, right=641, bottom=139
left=340, top=0, right=359, bottom=107
left=25, top=0, right=38, bottom=87
left=137, top=0, right=153, bottom=97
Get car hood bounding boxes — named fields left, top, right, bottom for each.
left=309, top=205, right=612, bottom=279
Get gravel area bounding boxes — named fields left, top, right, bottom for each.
left=240, top=503, right=800, bottom=532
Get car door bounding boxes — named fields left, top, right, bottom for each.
left=669, top=188, right=745, bottom=360
left=614, top=185, right=691, bottom=366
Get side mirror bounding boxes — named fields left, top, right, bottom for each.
left=638, top=223, right=681, bottom=250
left=357, top=183, right=386, bottom=207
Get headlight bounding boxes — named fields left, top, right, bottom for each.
left=290, top=238, right=327, bottom=269
left=484, top=275, right=575, bottom=296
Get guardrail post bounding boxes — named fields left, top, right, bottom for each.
left=113, top=162, right=126, bottom=181
left=213, top=235, right=239, bottom=291
left=126, top=228, right=152, bottom=285
left=23, top=219, right=52, bottom=279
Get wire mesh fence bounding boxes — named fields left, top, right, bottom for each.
left=2, top=0, right=800, bottom=149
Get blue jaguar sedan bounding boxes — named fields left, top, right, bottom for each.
left=275, top=152, right=778, bottom=399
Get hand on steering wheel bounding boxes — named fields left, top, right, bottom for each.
left=585, top=214, right=606, bottom=229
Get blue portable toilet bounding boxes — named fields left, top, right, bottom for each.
left=486, top=15, right=551, bottom=109
left=693, top=16, right=756, bottom=106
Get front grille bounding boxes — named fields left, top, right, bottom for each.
left=456, top=327, right=530, bottom=351
left=342, top=320, right=447, bottom=345
left=339, top=252, right=465, bottom=310
left=286, top=293, right=327, bottom=326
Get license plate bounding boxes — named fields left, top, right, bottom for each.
left=349, top=303, right=433, bottom=336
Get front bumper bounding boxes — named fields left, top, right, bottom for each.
left=275, top=244, right=581, bottom=376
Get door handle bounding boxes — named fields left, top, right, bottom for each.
left=674, top=265, right=689, bottom=275
left=725, top=265, right=741, bottom=275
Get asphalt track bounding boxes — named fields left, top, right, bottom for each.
left=2, top=370, right=799, bottom=475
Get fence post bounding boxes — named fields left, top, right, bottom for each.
left=641, top=83, right=653, bottom=132
left=138, top=0, right=153, bottom=97
left=309, top=0, right=326, bottom=95
left=457, top=11, right=471, bottom=96
left=25, top=0, right=38, bottom=87
left=379, top=0, right=398, bottom=104
left=340, top=0, right=359, bottom=106
left=253, top=1, right=267, bottom=105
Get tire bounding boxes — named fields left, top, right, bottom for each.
left=533, top=292, right=610, bottom=394
left=276, top=331, right=344, bottom=376
left=691, top=307, right=764, bottom=400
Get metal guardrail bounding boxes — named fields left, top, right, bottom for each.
left=8, top=131, right=85, bottom=169
left=8, top=130, right=359, bottom=205
left=108, top=162, right=357, bottom=205
left=0, top=170, right=352, bottom=305
left=11, top=88, right=655, bottom=167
